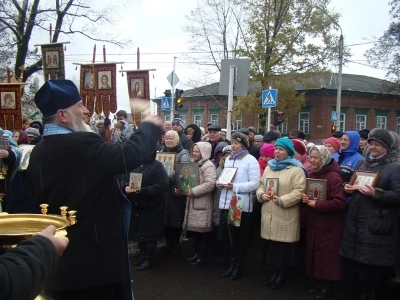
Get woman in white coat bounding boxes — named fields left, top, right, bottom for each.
left=217, top=132, right=260, bottom=280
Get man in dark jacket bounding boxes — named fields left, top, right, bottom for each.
left=172, top=117, right=193, bottom=151
left=27, top=80, right=162, bottom=300
left=0, top=225, right=68, bottom=300
left=208, top=124, right=227, bottom=159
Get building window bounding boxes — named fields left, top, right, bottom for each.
left=194, top=114, right=202, bottom=127
left=339, top=113, right=346, bottom=132
left=376, top=116, right=387, bottom=129
left=276, top=117, right=288, bottom=134
left=164, top=114, right=171, bottom=122
left=397, top=117, right=400, bottom=135
left=298, top=112, right=309, bottom=134
left=210, top=114, right=219, bottom=125
left=355, top=115, right=367, bottom=130
left=233, top=115, right=242, bottom=130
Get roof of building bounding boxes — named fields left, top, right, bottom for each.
left=152, top=73, right=400, bottom=100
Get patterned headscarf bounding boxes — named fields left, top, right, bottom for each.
left=309, top=145, right=331, bottom=172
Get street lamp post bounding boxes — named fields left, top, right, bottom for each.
left=316, top=6, right=343, bottom=131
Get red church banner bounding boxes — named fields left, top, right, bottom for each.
left=0, top=83, right=25, bottom=131
left=93, top=64, right=117, bottom=117
left=40, top=42, right=66, bottom=81
left=125, top=70, right=151, bottom=126
left=79, top=65, right=96, bottom=115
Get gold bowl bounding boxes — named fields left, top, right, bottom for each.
left=0, top=214, right=69, bottom=247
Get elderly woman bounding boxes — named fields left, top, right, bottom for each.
left=256, top=137, right=306, bottom=290
left=302, top=146, right=347, bottom=299
left=182, top=142, right=216, bottom=266
left=161, top=130, right=190, bottom=255
left=340, top=128, right=400, bottom=299
left=218, top=132, right=260, bottom=280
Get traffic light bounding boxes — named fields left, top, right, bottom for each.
left=330, top=125, right=336, bottom=133
left=175, top=89, right=184, bottom=111
left=273, top=111, right=285, bottom=126
left=164, top=89, right=172, bottom=97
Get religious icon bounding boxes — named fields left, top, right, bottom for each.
left=306, top=179, right=327, bottom=201
left=19, top=145, right=35, bottom=170
left=1, top=92, right=16, bottom=110
left=130, top=78, right=145, bottom=98
left=83, top=72, right=95, bottom=90
left=349, top=171, right=380, bottom=189
left=266, top=178, right=279, bottom=197
left=98, top=71, right=112, bottom=89
left=156, top=152, right=176, bottom=176
left=175, top=163, right=199, bottom=195
left=129, top=173, right=142, bottom=191
left=217, top=167, right=237, bottom=185
left=45, top=51, right=60, bottom=69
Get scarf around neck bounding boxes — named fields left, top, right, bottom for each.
left=268, top=156, right=304, bottom=171
left=232, top=149, right=247, bottom=159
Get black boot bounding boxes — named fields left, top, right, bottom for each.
left=270, top=268, right=286, bottom=290
left=264, top=273, right=278, bottom=286
left=222, top=259, right=235, bottom=277
left=133, top=242, right=145, bottom=266
left=315, top=281, right=333, bottom=299
left=136, top=250, right=153, bottom=271
left=229, top=263, right=242, bottom=280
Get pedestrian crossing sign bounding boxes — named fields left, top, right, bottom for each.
left=161, top=97, right=171, bottom=111
left=262, top=89, right=278, bottom=108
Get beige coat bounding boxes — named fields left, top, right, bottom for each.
left=183, top=142, right=216, bottom=233
left=256, top=165, right=306, bottom=243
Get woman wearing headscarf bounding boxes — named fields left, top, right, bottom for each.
left=0, top=129, right=22, bottom=212
left=340, top=129, right=400, bottom=300
left=182, top=142, right=216, bottom=266
left=218, top=132, right=260, bottom=280
left=122, top=150, right=169, bottom=271
left=302, top=146, right=347, bottom=299
left=161, top=130, right=190, bottom=255
left=256, top=137, right=306, bottom=290
left=332, top=131, right=363, bottom=187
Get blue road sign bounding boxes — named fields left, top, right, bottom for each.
left=161, top=97, right=171, bottom=111
left=331, top=111, right=338, bottom=122
left=262, top=89, right=278, bottom=108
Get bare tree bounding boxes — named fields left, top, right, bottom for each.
left=0, top=0, right=131, bottom=82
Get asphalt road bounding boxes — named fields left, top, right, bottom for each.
left=130, top=239, right=400, bottom=300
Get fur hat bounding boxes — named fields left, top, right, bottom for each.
left=275, top=136, right=295, bottom=156
left=238, top=128, right=250, bottom=135
left=368, top=128, right=395, bottom=150
left=172, top=118, right=185, bottom=128
left=248, top=126, right=257, bottom=134
left=231, top=132, right=249, bottom=148
left=34, top=80, right=81, bottom=117
left=263, top=130, right=279, bottom=142
left=291, top=139, right=307, bottom=155
left=260, top=143, right=275, bottom=157
left=359, top=129, right=370, bottom=140
left=323, top=137, right=340, bottom=152
left=25, top=128, right=40, bottom=138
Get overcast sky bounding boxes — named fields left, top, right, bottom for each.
left=31, top=0, right=392, bottom=112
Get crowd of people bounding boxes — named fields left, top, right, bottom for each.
left=0, top=79, right=399, bottom=300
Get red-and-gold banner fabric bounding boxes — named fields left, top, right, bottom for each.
left=0, top=84, right=23, bottom=131
left=94, top=64, right=117, bottom=117
left=126, top=70, right=150, bottom=126
left=79, top=65, right=96, bottom=115
left=41, top=43, right=65, bottom=81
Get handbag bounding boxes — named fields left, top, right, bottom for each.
left=228, top=186, right=249, bottom=227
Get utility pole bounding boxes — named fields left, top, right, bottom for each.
left=170, top=57, right=177, bottom=120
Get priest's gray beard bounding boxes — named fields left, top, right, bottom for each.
left=66, top=109, right=93, bottom=133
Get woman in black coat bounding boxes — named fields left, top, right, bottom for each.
left=340, top=129, right=400, bottom=299
left=123, top=151, right=168, bottom=271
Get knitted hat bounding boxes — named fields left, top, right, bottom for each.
left=275, top=136, right=295, bottom=156
left=231, top=132, right=249, bottom=148
left=254, top=135, right=263, bottom=141
left=25, top=128, right=40, bottom=138
left=291, top=138, right=307, bottom=155
left=165, top=130, right=180, bottom=148
left=260, top=143, right=275, bottom=157
left=368, top=128, right=395, bottom=150
left=263, top=130, right=279, bottom=142
left=359, top=129, right=370, bottom=140
left=323, top=137, right=340, bottom=152
left=172, top=118, right=185, bottom=128
left=34, top=80, right=82, bottom=117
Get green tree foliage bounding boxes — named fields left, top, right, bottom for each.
left=365, top=0, right=400, bottom=82
left=234, top=0, right=341, bottom=129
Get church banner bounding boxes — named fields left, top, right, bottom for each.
left=126, top=70, right=151, bottom=126
left=93, top=64, right=117, bottom=117
left=79, top=65, right=96, bottom=115
left=0, top=83, right=24, bottom=131
left=40, top=42, right=66, bottom=81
